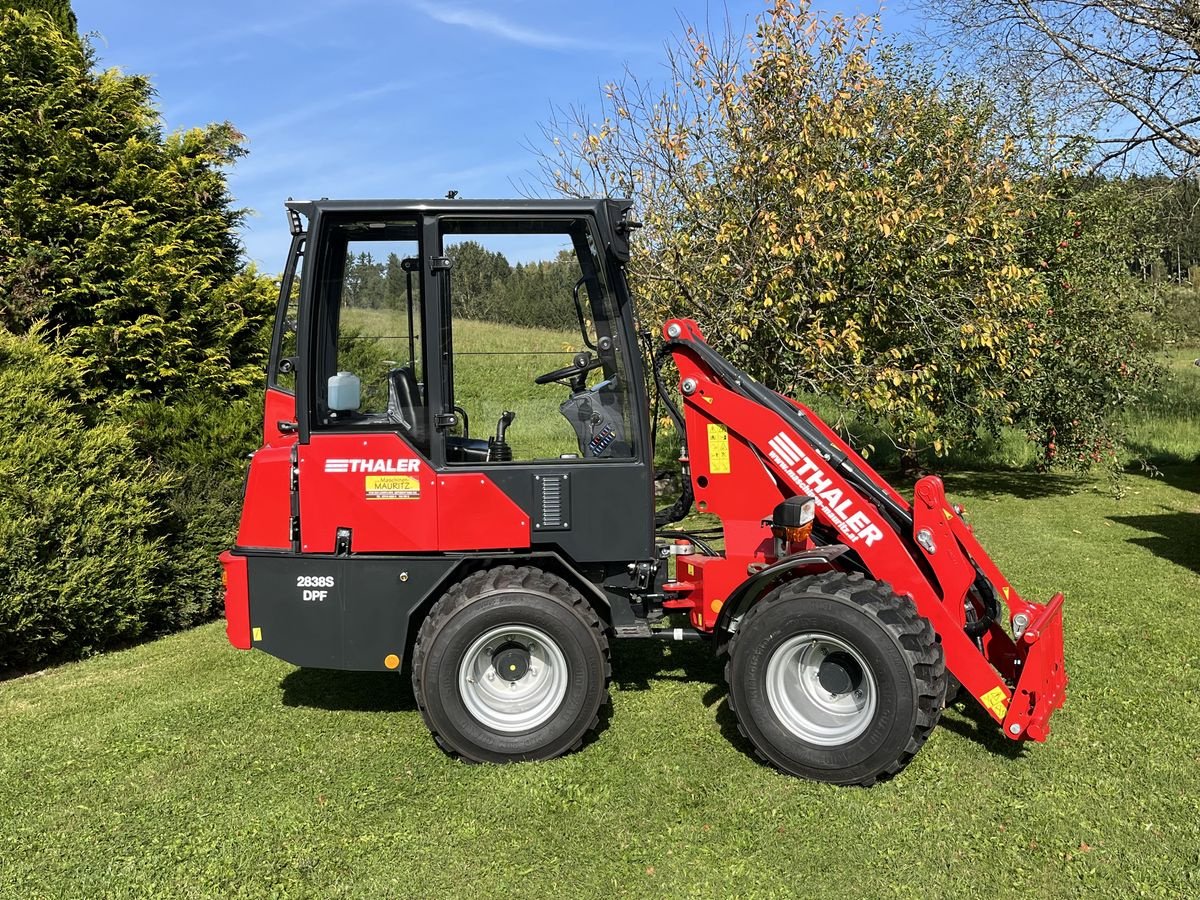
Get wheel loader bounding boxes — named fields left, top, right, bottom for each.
left=219, top=197, right=1067, bottom=785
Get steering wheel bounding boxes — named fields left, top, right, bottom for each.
left=535, top=351, right=603, bottom=386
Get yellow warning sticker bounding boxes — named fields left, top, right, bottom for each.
left=252, top=627, right=262, bottom=642
left=365, top=474, right=420, bottom=500
left=980, top=686, right=1009, bottom=719
left=1002, top=586, right=1011, bottom=601
left=943, top=508, right=954, bottom=521
left=707, top=423, right=731, bottom=474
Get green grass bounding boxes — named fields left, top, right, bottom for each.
left=798, top=343, right=1200, bottom=475
left=341, top=310, right=590, bottom=459
left=451, top=318, right=590, bottom=459
left=2, top=331, right=1199, bottom=898
left=1123, top=347, right=1200, bottom=466
left=2, top=466, right=1198, bottom=898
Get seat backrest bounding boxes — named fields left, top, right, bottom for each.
left=386, top=366, right=425, bottom=442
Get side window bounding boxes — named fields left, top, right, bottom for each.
left=440, top=218, right=636, bottom=463
left=269, top=240, right=303, bottom=394
left=311, top=219, right=426, bottom=449
left=336, top=240, right=423, bottom=416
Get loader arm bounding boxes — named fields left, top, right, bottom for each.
left=662, top=318, right=1067, bottom=742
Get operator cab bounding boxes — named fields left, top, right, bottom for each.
left=276, top=205, right=641, bottom=468
left=261, top=198, right=654, bottom=565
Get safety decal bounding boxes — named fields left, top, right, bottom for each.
left=365, top=474, right=421, bottom=500
left=252, top=627, right=262, bottom=642
left=980, top=686, right=1009, bottom=719
left=707, top=423, right=731, bottom=474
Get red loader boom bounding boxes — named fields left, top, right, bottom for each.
left=661, top=317, right=1067, bottom=744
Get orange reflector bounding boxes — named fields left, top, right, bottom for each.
left=772, top=523, right=814, bottom=545
left=384, top=654, right=400, bottom=670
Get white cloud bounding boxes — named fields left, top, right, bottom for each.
left=241, top=79, right=415, bottom=138
left=408, top=1, right=597, bottom=50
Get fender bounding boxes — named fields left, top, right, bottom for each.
left=715, top=545, right=850, bottom=635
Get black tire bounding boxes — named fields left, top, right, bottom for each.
left=412, top=565, right=610, bottom=763
left=725, top=571, right=945, bottom=786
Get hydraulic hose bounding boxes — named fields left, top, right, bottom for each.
left=652, top=345, right=693, bottom=527
left=655, top=529, right=720, bottom=556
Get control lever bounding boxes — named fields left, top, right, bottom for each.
left=488, top=410, right=516, bottom=462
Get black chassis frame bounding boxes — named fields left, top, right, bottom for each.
left=241, top=198, right=659, bottom=672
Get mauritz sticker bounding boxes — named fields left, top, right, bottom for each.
left=365, top=474, right=420, bottom=500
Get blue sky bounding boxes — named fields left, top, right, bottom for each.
left=72, top=1, right=897, bottom=272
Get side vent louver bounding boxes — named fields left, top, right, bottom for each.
left=533, top=473, right=570, bottom=531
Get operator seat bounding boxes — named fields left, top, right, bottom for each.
left=387, top=364, right=489, bottom=462
left=386, top=366, right=425, bottom=442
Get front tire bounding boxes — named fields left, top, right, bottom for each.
left=726, top=572, right=945, bottom=785
left=412, top=566, right=610, bottom=763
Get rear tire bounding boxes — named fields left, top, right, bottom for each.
left=726, top=572, right=945, bottom=785
left=412, top=565, right=610, bottom=763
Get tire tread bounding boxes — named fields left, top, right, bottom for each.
left=725, top=571, right=945, bottom=786
left=412, top=565, right=611, bottom=761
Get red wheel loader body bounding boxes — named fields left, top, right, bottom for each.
left=219, top=198, right=1066, bottom=782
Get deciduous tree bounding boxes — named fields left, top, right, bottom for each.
left=539, top=0, right=1162, bottom=468
left=924, top=0, right=1200, bottom=174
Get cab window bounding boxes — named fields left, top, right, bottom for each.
left=310, top=218, right=427, bottom=451
left=439, top=217, right=636, bottom=464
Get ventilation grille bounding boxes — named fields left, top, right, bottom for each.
left=534, top=474, right=570, bottom=531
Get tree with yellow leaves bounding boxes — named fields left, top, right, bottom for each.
left=539, top=0, right=1162, bottom=470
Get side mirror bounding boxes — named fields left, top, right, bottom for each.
left=606, top=200, right=641, bottom=263
left=328, top=371, right=361, bottom=411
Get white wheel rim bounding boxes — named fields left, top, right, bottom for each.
left=765, top=632, right=878, bottom=746
left=457, top=624, right=569, bottom=733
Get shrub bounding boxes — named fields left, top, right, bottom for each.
left=0, top=9, right=276, bottom=405
left=118, top=398, right=262, bottom=632
left=0, top=328, right=175, bottom=672
left=0, top=5, right=278, bottom=667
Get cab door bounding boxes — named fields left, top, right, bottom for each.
left=427, top=213, right=655, bottom=564
left=295, top=214, right=440, bottom=554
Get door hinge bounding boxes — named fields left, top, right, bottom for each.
left=429, top=256, right=452, bottom=271
left=434, top=411, right=458, bottom=429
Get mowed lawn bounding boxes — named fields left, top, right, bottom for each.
left=1, top=350, right=1198, bottom=899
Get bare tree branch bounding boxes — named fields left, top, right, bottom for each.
left=921, top=0, right=1200, bottom=173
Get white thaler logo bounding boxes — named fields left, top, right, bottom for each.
left=766, top=432, right=886, bottom=547
left=324, top=458, right=421, bottom=474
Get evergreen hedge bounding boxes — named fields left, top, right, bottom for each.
left=0, top=328, right=175, bottom=669
left=0, top=7, right=276, bottom=670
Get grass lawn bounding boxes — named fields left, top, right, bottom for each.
left=341, top=311, right=592, bottom=460
left=1, top=350, right=1198, bottom=899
